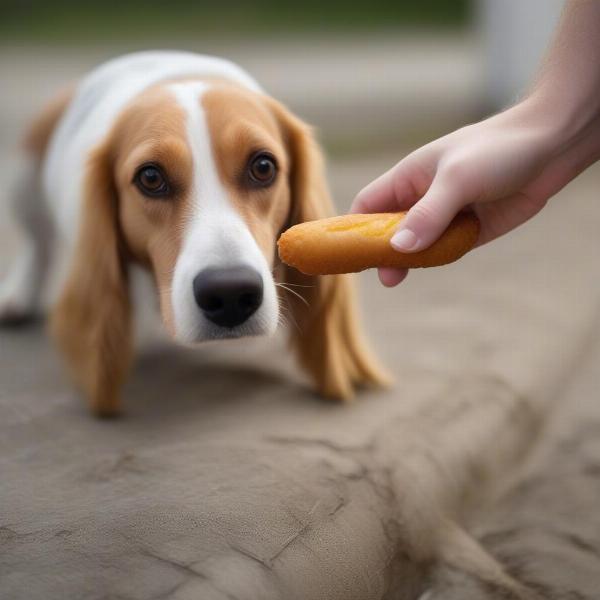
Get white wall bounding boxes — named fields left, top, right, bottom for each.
left=477, top=0, right=565, bottom=109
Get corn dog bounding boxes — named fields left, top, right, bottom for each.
left=278, top=211, right=480, bottom=275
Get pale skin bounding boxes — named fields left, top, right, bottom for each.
left=352, top=0, right=600, bottom=287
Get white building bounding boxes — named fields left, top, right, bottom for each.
left=478, top=0, right=565, bottom=108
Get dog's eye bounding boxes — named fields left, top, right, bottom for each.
left=248, top=153, right=277, bottom=186
left=134, top=164, right=170, bottom=198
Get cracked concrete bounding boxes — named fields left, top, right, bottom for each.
left=2, top=40, right=600, bottom=599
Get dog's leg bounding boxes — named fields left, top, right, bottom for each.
left=0, top=159, right=54, bottom=326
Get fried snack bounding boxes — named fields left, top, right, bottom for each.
left=278, top=211, right=480, bottom=275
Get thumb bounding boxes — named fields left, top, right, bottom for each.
left=390, top=177, right=467, bottom=253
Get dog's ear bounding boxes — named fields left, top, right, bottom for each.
left=50, top=143, right=132, bottom=416
left=271, top=101, right=391, bottom=400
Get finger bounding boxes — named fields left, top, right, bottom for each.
left=351, top=168, right=396, bottom=214
left=378, top=267, right=409, bottom=287
left=390, top=176, right=467, bottom=253
left=350, top=155, right=427, bottom=214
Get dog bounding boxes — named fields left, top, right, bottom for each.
left=0, top=51, right=389, bottom=416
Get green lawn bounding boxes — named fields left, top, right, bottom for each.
left=1, top=0, right=470, bottom=43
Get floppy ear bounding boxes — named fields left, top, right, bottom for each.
left=50, top=143, right=132, bottom=417
left=273, top=103, right=391, bottom=400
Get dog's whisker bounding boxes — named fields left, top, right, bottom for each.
left=278, top=309, right=299, bottom=332
left=274, top=282, right=315, bottom=288
left=275, top=283, right=309, bottom=307
left=277, top=297, right=301, bottom=332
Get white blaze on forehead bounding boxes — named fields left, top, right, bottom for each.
left=168, top=82, right=227, bottom=210
left=167, top=80, right=253, bottom=259
left=167, top=81, right=278, bottom=342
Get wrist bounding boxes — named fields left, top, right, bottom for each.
left=493, top=99, right=566, bottom=162
left=519, top=91, right=600, bottom=154
left=513, top=93, right=600, bottom=186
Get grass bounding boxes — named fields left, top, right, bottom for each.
left=1, top=0, right=471, bottom=43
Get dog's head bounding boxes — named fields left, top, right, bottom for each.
left=52, top=79, right=388, bottom=406
left=92, top=80, right=323, bottom=342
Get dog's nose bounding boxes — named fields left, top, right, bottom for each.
left=193, top=266, right=263, bottom=328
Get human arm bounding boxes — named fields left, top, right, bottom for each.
left=352, top=0, right=600, bottom=287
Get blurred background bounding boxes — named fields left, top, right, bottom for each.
left=0, top=0, right=563, bottom=158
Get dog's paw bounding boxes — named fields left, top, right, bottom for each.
left=0, top=296, right=39, bottom=328
left=89, top=396, right=122, bottom=419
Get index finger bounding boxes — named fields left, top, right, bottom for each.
left=350, top=154, right=431, bottom=215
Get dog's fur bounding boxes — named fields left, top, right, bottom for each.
left=0, top=51, right=389, bottom=415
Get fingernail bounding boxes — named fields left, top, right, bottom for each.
left=391, top=228, right=419, bottom=251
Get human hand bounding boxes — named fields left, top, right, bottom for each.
left=351, top=101, right=583, bottom=287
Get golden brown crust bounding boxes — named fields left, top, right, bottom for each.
left=277, top=211, right=480, bottom=275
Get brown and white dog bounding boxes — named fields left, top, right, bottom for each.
left=0, top=51, right=388, bottom=416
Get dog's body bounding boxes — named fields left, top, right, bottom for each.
left=1, top=51, right=388, bottom=415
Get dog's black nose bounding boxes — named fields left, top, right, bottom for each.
left=193, top=266, right=263, bottom=328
